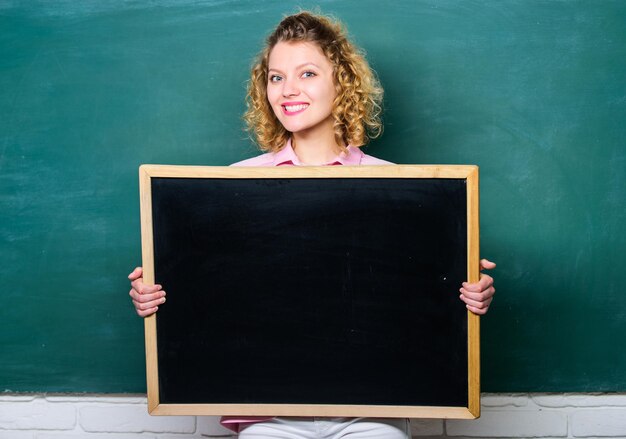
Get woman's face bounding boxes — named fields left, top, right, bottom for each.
left=266, top=41, right=337, bottom=138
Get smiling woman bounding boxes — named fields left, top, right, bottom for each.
left=265, top=41, right=337, bottom=157
left=266, top=41, right=337, bottom=159
left=128, top=10, right=496, bottom=439
left=243, top=12, right=385, bottom=163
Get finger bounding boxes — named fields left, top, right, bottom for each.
left=129, top=288, right=166, bottom=303
left=459, top=294, right=493, bottom=314
left=465, top=303, right=490, bottom=316
left=130, top=279, right=162, bottom=296
left=132, top=296, right=166, bottom=312
left=479, top=259, right=496, bottom=271
left=128, top=267, right=143, bottom=281
left=135, top=306, right=159, bottom=317
left=460, top=285, right=495, bottom=302
left=462, top=273, right=494, bottom=293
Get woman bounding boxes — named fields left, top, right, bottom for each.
left=129, top=11, right=496, bottom=439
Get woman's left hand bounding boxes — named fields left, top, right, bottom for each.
left=459, top=259, right=496, bottom=315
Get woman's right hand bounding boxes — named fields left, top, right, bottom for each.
left=128, top=267, right=166, bottom=317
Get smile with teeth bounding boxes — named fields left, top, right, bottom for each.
left=282, top=103, right=309, bottom=114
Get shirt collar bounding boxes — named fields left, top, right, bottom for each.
left=272, top=139, right=364, bottom=167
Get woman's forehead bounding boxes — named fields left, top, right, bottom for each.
left=268, top=41, right=331, bottom=70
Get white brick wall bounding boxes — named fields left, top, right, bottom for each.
left=0, top=394, right=232, bottom=438
left=1, top=393, right=625, bottom=438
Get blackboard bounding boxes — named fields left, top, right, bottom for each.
left=2, top=1, right=625, bottom=395
left=139, top=164, right=480, bottom=418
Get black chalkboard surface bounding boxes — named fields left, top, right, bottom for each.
left=139, top=165, right=480, bottom=418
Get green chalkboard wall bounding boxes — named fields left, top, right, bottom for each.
left=1, top=0, right=625, bottom=393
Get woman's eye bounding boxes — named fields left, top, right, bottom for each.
left=269, top=75, right=282, bottom=83
left=302, top=71, right=316, bottom=78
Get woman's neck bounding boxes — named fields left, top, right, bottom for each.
left=292, top=126, right=342, bottom=166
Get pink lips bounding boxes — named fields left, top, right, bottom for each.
left=281, top=102, right=309, bottom=115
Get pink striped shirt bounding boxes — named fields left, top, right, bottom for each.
left=220, top=140, right=390, bottom=433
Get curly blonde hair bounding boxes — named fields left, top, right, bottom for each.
left=244, top=11, right=384, bottom=153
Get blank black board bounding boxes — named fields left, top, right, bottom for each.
left=140, top=165, right=480, bottom=418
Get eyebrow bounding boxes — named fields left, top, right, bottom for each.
left=268, top=62, right=321, bottom=74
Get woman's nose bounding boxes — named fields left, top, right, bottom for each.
left=282, top=78, right=299, bottom=97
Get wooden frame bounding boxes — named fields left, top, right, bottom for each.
left=139, top=164, right=480, bottom=419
